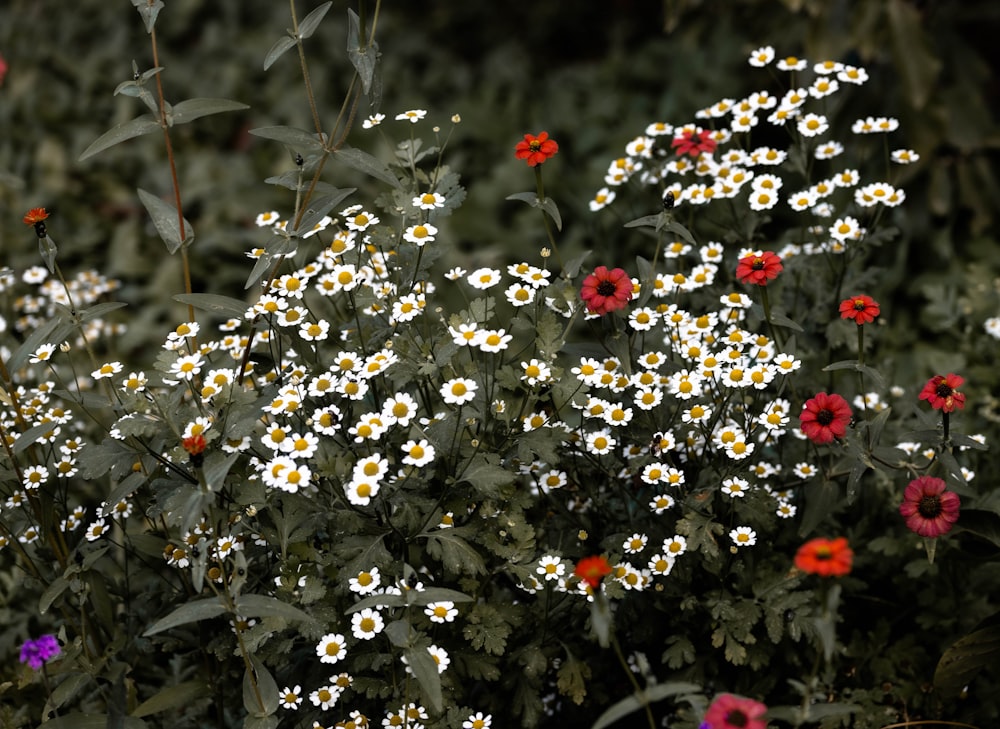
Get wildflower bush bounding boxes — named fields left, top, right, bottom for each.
left=2, top=3, right=1000, bottom=729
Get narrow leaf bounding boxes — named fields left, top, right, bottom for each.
left=79, top=301, right=129, bottom=323
left=403, top=647, right=443, bottom=714
left=144, top=597, right=227, bottom=636
left=539, top=197, right=562, bottom=231
left=592, top=682, right=701, bottom=729
left=249, top=125, right=324, bottom=152
left=263, top=35, right=297, bottom=71
left=79, top=116, right=160, bottom=161
left=137, top=188, right=194, bottom=254
left=132, top=681, right=212, bottom=718
left=935, top=612, right=1000, bottom=695
left=39, top=576, right=71, bottom=614
left=173, top=293, right=250, bottom=320
left=299, top=2, right=333, bottom=39
left=334, top=146, right=402, bottom=189
left=660, top=218, right=697, bottom=245
left=295, top=189, right=358, bottom=235
left=235, top=594, right=316, bottom=625
left=347, top=8, right=378, bottom=94
left=624, top=214, right=660, bottom=229
left=39, top=714, right=147, bottom=729
left=243, top=656, right=279, bottom=717
left=169, top=98, right=248, bottom=126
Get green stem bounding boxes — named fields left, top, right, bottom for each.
left=534, top=165, right=564, bottom=273
left=609, top=629, right=656, bottom=729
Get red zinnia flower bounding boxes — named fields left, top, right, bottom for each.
left=703, top=693, right=768, bottom=729
left=735, top=251, right=783, bottom=286
left=574, top=555, right=612, bottom=589
left=671, top=128, right=717, bottom=158
left=799, top=392, right=852, bottom=444
left=580, top=266, right=633, bottom=315
left=514, top=131, right=559, bottom=167
left=899, top=476, right=960, bottom=538
left=839, top=295, right=880, bottom=325
left=23, top=207, right=50, bottom=226
left=918, top=373, right=966, bottom=413
left=794, top=537, right=853, bottom=577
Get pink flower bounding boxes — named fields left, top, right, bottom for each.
left=580, top=266, right=633, bottom=315
left=703, top=693, right=768, bottom=729
left=899, top=476, right=960, bottom=538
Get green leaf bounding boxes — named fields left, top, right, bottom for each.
left=79, top=115, right=161, bottom=161
left=263, top=35, right=297, bottom=71
left=15, top=419, right=67, bottom=454
left=137, top=188, right=194, bottom=254
left=403, top=647, right=443, bottom=714
left=556, top=652, right=591, bottom=705
left=235, top=594, right=316, bottom=626
left=591, top=682, right=702, bottom=729
left=131, top=0, right=164, bottom=32
left=424, top=530, right=488, bottom=576
left=660, top=217, right=697, bottom=245
left=346, top=587, right=473, bottom=614
left=39, top=714, right=147, bottom=729
left=168, top=98, right=248, bottom=126
left=173, top=293, right=250, bottom=320
left=954, top=509, right=1000, bottom=548
left=462, top=604, right=512, bottom=656
left=295, top=189, right=358, bottom=234
left=132, top=681, right=211, bottom=718
left=334, top=146, right=402, bottom=189
left=44, top=673, right=92, bottom=716
left=243, top=656, right=279, bottom=718
left=887, top=0, right=942, bottom=109
left=39, top=576, right=71, bottom=615
left=79, top=301, right=129, bottom=323
left=384, top=619, right=413, bottom=648
left=799, top=479, right=841, bottom=537
left=7, top=313, right=72, bottom=372
left=144, top=597, right=228, bottom=636
left=458, top=453, right=516, bottom=499
left=624, top=213, right=660, bottom=229
left=299, top=1, right=334, bottom=39
left=249, top=125, right=325, bottom=152
left=202, top=451, right=241, bottom=492
left=934, top=611, right=1000, bottom=696
left=506, top=192, right=562, bottom=230
left=243, top=717, right=280, bottom=729
left=769, top=311, right=804, bottom=333
left=347, top=8, right=379, bottom=95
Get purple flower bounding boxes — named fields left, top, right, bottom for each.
left=20, top=635, right=60, bottom=670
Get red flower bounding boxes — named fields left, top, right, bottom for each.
left=580, top=266, right=633, bottom=315
left=182, top=434, right=207, bottom=456
left=703, top=693, right=768, bottom=729
left=574, top=555, right=612, bottom=589
left=794, top=537, right=853, bottom=577
left=23, top=207, right=50, bottom=226
left=0, top=53, right=8, bottom=87
left=735, top=251, right=783, bottom=286
left=799, top=392, right=852, bottom=444
left=900, top=476, right=960, bottom=538
left=918, top=373, right=966, bottom=413
left=514, top=131, right=559, bottom=167
left=839, top=295, right=880, bottom=325
left=671, top=128, right=717, bottom=158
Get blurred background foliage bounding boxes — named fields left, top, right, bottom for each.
left=0, top=0, right=998, bottom=413
left=2, top=0, right=998, bottom=329
left=0, top=3, right=997, bottom=460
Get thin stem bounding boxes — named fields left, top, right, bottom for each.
left=609, top=629, right=656, bottom=729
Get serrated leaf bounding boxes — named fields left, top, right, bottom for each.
left=144, top=597, right=228, bottom=636
left=169, top=98, right=248, bottom=126
left=249, top=125, right=325, bottom=152
left=424, top=530, right=487, bottom=576
left=334, top=146, right=402, bottom=189
left=173, top=293, right=250, bottom=320
left=299, top=1, right=333, bottom=39
left=132, top=681, right=212, bottom=718
left=263, top=35, right=297, bottom=71
left=79, top=116, right=161, bottom=161
left=591, top=682, right=702, bottom=729
left=137, top=188, right=194, bottom=254
left=458, top=453, right=516, bottom=499
left=556, top=653, right=591, bottom=705
left=235, top=594, right=316, bottom=626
